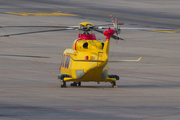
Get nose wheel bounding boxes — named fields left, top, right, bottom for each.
left=60, top=80, right=66, bottom=88
left=58, top=74, right=69, bottom=88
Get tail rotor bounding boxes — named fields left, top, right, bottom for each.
left=109, top=13, right=124, bottom=58
left=110, top=13, right=124, bottom=41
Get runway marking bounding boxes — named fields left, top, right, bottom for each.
left=1, top=0, right=180, bottom=24
left=3, top=12, right=78, bottom=16
left=147, top=30, right=180, bottom=33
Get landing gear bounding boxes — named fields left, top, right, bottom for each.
left=61, top=80, right=66, bottom=88
left=111, top=82, right=117, bottom=88
left=108, top=75, right=120, bottom=80
left=58, top=74, right=69, bottom=88
left=77, top=82, right=81, bottom=86
left=70, top=82, right=77, bottom=86
left=109, top=75, right=119, bottom=88
left=70, top=82, right=81, bottom=87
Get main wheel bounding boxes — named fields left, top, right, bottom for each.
left=70, top=82, right=77, bottom=86
left=77, top=82, right=81, bottom=86
left=111, top=82, right=116, bottom=88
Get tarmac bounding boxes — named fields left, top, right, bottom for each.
left=0, top=0, right=180, bottom=119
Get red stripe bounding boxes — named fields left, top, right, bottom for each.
left=75, top=39, right=80, bottom=50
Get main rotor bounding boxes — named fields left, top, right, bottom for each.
left=0, top=13, right=177, bottom=38
left=78, top=22, right=94, bottom=34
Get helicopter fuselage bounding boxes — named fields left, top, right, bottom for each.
left=59, top=31, right=117, bottom=84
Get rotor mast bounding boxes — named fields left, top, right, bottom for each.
left=78, top=22, right=97, bottom=40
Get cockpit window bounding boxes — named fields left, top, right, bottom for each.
left=67, top=56, right=70, bottom=68
left=61, top=55, right=65, bottom=67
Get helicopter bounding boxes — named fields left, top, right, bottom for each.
left=58, top=21, right=142, bottom=88
left=0, top=13, right=177, bottom=88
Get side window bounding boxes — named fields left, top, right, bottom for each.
left=63, top=55, right=66, bottom=67
left=67, top=56, right=70, bottom=69
left=61, top=55, right=64, bottom=68
left=63, top=55, right=70, bottom=69
left=65, top=55, right=68, bottom=68
left=61, top=55, right=65, bottom=67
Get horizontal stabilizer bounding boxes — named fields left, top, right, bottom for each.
left=109, top=57, right=142, bottom=62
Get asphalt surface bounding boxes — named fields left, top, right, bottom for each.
left=0, top=0, right=180, bottom=120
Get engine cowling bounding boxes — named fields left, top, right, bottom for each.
left=72, top=39, right=104, bottom=51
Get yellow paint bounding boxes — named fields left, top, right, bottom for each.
left=147, top=30, right=180, bottom=33
left=61, top=39, right=110, bottom=82
left=3, top=12, right=78, bottom=16
left=79, top=22, right=93, bottom=26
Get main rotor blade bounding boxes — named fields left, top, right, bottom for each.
left=94, top=24, right=113, bottom=26
left=0, top=26, right=63, bottom=28
left=94, top=23, right=123, bottom=27
left=0, top=28, right=74, bottom=37
left=120, top=27, right=177, bottom=31
left=0, top=25, right=79, bottom=28
left=0, top=54, right=50, bottom=58
left=96, top=26, right=178, bottom=31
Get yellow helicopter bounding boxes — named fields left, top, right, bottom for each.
left=57, top=13, right=143, bottom=88
left=1, top=13, right=176, bottom=88
left=58, top=21, right=141, bottom=88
